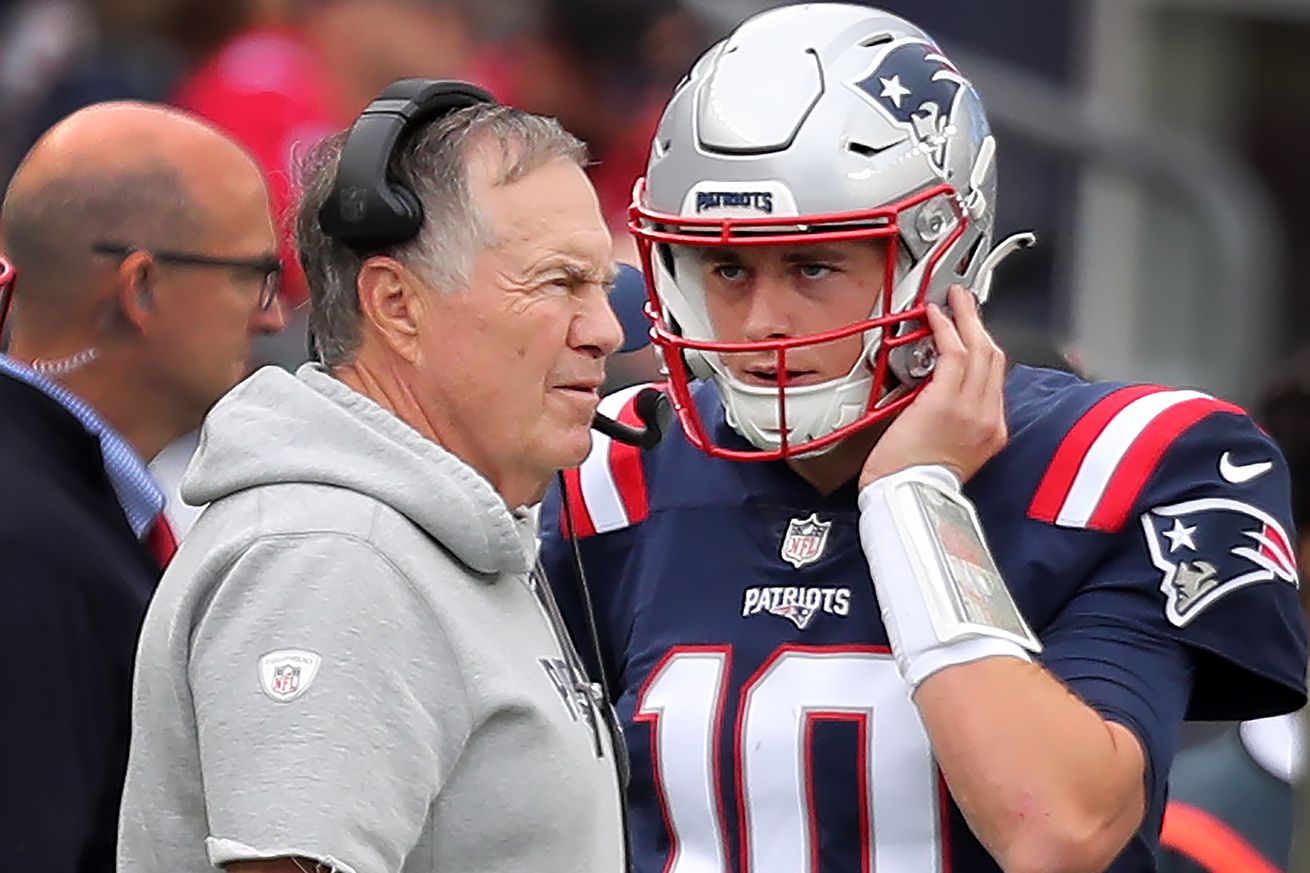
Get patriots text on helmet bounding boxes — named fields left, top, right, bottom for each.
left=694, top=191, right=775, bottom=214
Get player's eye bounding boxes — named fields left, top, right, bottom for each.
left=711, top=264, right=748, bottom=283
left=796, top=263, right=834, bottom=280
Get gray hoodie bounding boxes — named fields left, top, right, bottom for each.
left=118, top=364, right=626, bottom=873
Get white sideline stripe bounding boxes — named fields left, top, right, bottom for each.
left=578, top=385, right=648, bottom=533
left=1056, top=390, right=1210, bottom=528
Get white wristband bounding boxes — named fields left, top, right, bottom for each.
left=857, top=465, right=1040, bottom=691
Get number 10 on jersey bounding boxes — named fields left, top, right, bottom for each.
left=635, top=645, right=949, bottom=873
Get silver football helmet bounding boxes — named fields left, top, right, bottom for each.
left=629, top=3, right=1032, bottom=460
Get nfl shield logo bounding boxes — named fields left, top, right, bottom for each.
left=258, top=649, right=322, bottom=702
left=781, top=513, right=832, bottom=569
left=272, top=665, right=300, bottom=695
left=340, top=185, right=369, bottom=223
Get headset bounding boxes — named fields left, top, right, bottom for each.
left=319, top=78, right=496, bottom=252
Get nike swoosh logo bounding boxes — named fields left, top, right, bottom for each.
left=1219, top=451, right=1273, bottom=484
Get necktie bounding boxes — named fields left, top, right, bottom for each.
left=144, top=512, right=178, bottom=568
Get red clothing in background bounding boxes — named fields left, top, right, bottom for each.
left=175, top=28, right=346, bottom=306
left=466, top=44, right=661, bottom=233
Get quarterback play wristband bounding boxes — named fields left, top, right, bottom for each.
left=857, top=464, right=1042, bottom=690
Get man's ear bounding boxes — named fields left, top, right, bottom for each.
left=356, top=257, right=428, bottom=363
left=112, top=250, right=156, bottom=332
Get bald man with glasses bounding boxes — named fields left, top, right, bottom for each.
left=0, top=100, right=285, bottom=873
left=88, top=243, right=282, bottom=313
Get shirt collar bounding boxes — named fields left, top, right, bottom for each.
left=0, top=354, right=164, bottom=537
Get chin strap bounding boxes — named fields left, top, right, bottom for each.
left=973, top=231, right=1037, bottom=305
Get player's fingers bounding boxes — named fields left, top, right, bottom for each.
left=983, top=339, right=1008, bottom=405
left=924, top=302, right=966, bottom=392
left=943, top=286, right=1007, bottom=457
left=950, top=285, right=989, bottom=351
left=983, top=340, right=1010, bottom=445
left=950, top=286, right=1000, bottom=401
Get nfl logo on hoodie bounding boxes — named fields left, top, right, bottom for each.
left=258, top=650, right=321, bottom=702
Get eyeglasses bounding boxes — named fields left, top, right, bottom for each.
left=91, top=243, right=282, bottom=311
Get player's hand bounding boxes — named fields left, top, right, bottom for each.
left=859, top=285, right=1008, bottom=488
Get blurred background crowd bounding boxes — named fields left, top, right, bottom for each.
left=0, top=0, right=1307, bottom=869
left=0, top=0, right=1307, bottom=402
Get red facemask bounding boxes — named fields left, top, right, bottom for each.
left=628, top=179, right=968, bottom=461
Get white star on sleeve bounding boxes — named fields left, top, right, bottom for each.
left=1162, top=518, right=1199, bottom=552
left=880, top=75, right=911, bottom=109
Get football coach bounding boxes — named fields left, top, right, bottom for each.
left=118, top=80, right=629, bottom=873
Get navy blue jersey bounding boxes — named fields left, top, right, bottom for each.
left=540, top=366, right=1307, bottom=873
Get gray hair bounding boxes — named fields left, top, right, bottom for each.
left=296, top=103, right=589, bottom=368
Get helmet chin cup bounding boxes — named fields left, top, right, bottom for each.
left=889, top=332, right=938, bottom=387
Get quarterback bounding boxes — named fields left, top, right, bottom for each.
left=542, top=5, right=1307, bottom=872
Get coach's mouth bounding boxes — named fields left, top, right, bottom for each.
left=551, top=378, right=604, bottom=407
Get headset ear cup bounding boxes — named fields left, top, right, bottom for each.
left=387, top=184, right=425, bottom=241
left=320, top=78, right=496, bottom=251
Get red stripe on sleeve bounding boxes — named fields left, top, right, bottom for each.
left=609, top=393, right=652, bottom=526
left=1259, top=524, right=1297, bottom=578
left=560, top=467, right=596, bottom=540
left=1085, top=398, right=1244, bottom=532
left=1028, top=385, right=1166, bottom=522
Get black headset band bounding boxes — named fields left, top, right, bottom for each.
left=318, top=78, right=497, bottom=252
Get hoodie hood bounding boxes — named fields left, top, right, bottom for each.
left=183, top=364, right=534, bottom=576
